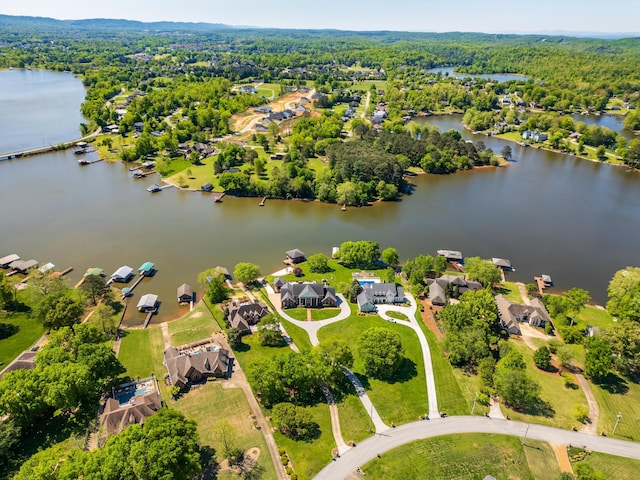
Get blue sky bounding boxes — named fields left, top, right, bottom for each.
left=1, top=0, right=639, bottom=34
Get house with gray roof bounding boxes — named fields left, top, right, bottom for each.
left=495, top=294, right=551, bottom=336
left=164, top=347, right=231, bottom=388
left=356, top=283, right=404, bottom=312
left=280, top=282, right=337, bottom=308
left=426, top=275, right=482, bottom=305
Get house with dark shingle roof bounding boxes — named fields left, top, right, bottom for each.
left=356, top=283, right=405, bottom=312
left=100, top=379, right=162, bottom=435
left=164, top=347, right=231, bottom=388
left=280, top=282, right=337, bottom=308
left=426, top=275, right=482, bottom=306
left=227, top=301, right=269, bottom=333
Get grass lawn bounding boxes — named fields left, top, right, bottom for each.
left=165, top=155, right=219, bottom=191
left=279, top=318, right=313, bottom=352
left=576, top=305, right=615, bottom=330
left=267, top=259, right=388, bottom=288
left=385, top=310, right=408, bottom=321
left=167, top=302, right=222, bottom=346
left=336, top=390, right=372, bottom=444
left=283, top=307, right=308, bottom=321
left=502, top=340, right=588, bottom=430
left=273, top=403, right=335, bottom=480
left=0, top=311, right=44, bottom=367
left=572, top=451, right=640, bottom=480
left=117, top=329, right=154, bottom=379
left=233, top=329, right=292, bottom=370
left=419, top=318, right=470, bottom=416
left=317, top=312, right=429, bottom=425
left=590, top=374, right=640, bottom=441
left=522, top=440, right=563, bottom=479
left=169, top=382, right=277, bottom=480
left=497, top=281, right=524, bottom=304
left=362, top=433, right=538, bottom=480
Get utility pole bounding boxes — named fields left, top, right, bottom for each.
left=471, top=392, right=478, bottom=415
left=613, top=412, right=622, bottom=435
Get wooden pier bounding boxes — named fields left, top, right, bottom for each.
left=534, top=276, right=546, bottom=295
left=214, top=192, right=226, bottom=202
left=142, top=309, right=157, bottom=329
left=78, top=158, right=103, bottom=166
left=132, top=169, right=156, bottom=178
left=127, top=275, right=145, bottom=293
left=259, top=197, right=266, bottom=206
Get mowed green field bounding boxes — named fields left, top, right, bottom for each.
left=0, top=312, right=44, bottom=366
left=318, top=312, right=429, bottom=425
left=363, top=434, right=541, bottom=480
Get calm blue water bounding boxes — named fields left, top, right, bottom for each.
left=0, top=69, right=86, bottom=154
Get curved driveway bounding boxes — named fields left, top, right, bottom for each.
left=376, top=293, right=439, bottom=418
left=314, top=416, right=640, bottom=480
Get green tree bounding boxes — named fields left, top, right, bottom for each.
left=596, top=145, right=607, bottom=161
left=336, top=240, right=380, bottom=268
left=226, top=327, right=244, bottom=349
left=80, top=274, right=108, bottom=306
left=257, top=314, right=283, bottom=347
left=533, top=346, right=553, bottom=371
left=608, top=320, right=640, bottom=375
left=606, top=266, right=640, bottom=322
left=478, top=356, right=496, bottom=388
left=584, top=336, right=612, bottom=381
left=358, top=327, right=405, bottom=379
left=557, top=345, right=575, bottom=369
left=464, top=257, right=501, bottom=288
left=493, top=352, right=541, bottom=411
left=206, top=274, right=230, bottom=304
left=501, top=145, right=512, bottom=161
left=214, top=420, right=243, bottom=465
left=381, top=247, right=400, bottom=266
left=92, top=303, right=117, bottom=336
left=272, top=402, right=318, bottom=440
left=307, top=253, right=331, bottom=273
left=336, top=181, right=358, bottom=206
left=233, top=262, right=261, bottom=285
left=574, top=404, right=589, bottom=424
left=0, top=418, right=21, bottom=473
left=346, top=279, right=363, bottom=303
left=39, top=292, right=84, bottom=330
left=565, top=288, right=591, bottom=326
left=254, top=157, right=266, bottom=176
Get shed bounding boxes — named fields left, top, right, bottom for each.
left=285, top=249, right=306, bottom=264
left=138, top=262, right=155, bottom=276
left=111, top=266, right=134, bottom=282
left=201, top=183, right=213, bottom=192
left=0, top=254, right=20, bottom=268
left=137, top=294, right=158, bottom=311
left=177, top=283, right=194, bottom=303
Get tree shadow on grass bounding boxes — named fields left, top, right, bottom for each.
left=383, top=358, right=418, bottom=384
left=594, top=373, right=629, bottom=395
left=520, top=398, right=555, bottom=418
left=0, top=322, right=19, bottom=340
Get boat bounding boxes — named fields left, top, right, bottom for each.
left=147, top=184, right=161, bottom=193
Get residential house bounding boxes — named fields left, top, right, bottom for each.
left=238, top=85, right=258, bottom=94
left=227, top=301, right=269, bottom=333
left=133, top=122, right=144, bottom=133
left=495, top=294, right=552, bottom=335
left=426, top=275, right=482, bottom=306
left=164, top=346, right=231, bottom=388
left=356, top=283, right=404, bottom=312
left=280, top=282, right=337, bottom=308
left=273, top=277, right=286, bottom=292
left=255, top=123, right=268, bottom=133
left=100, top=379, right=161, bottom=435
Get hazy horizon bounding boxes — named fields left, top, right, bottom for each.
left=1, top=0, right=639, bottom=36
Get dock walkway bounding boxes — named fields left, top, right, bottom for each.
left=142, top=310, right=156, bottom=329
left=0, top=129, right=101, bottom=161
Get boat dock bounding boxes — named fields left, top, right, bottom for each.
left=142, top=309, right=157, bottom=329
left=132, top=169, right=156, bottom=178
left=78, top=158, right=103, bottom=165
left=533, top=275, right=552, bottom=295
left=259, top=197, right=266, bottom=206
left=214, top=192, right=226, bottom=202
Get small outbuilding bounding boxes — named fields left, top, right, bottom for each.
left=9, top=259, right=38, bottom=273
left=177, top=283, right=194, bottom=303
left=492, top=258, right=513, bottom=270
left=285, top=249, right=306, bottom=264
left=201, top=183, right=213, bottom=192
left=137, top=294, right=158, bottom=312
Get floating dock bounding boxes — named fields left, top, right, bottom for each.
left=78, top=158, right=103, bottom=165
left=214, top=192, right=226, bottom=202
left=259, top=197, right=266, bottom=206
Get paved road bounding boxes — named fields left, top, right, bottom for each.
left=376, top=293, right=439, bottom=418
left=314, top=416, right=640, bottom=480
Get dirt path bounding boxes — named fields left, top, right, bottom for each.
left=218, top=336, right=289, bottom=480
left=576, top=373, right=601, bottom=435
left=322, top=386, right=350, bottom=455
left=552, top=443, right=574, bottom=474
left=160, top=322, right=171, bottom=350
left=516, top=282, right=531, bottom=305
left=306, top=308, right=312, bottom=321
left=419, top=298, right=444, bottom=340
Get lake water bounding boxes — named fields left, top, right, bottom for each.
left=0, top=69, right=87, bottom=154
left=571, top=113, right=636, bottom=141
left=426, top=67, right=530, bottom=83
left=1, top=71, right=639, bottom=325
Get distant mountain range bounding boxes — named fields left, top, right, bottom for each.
left=0, top=14, right=637, bottom=39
